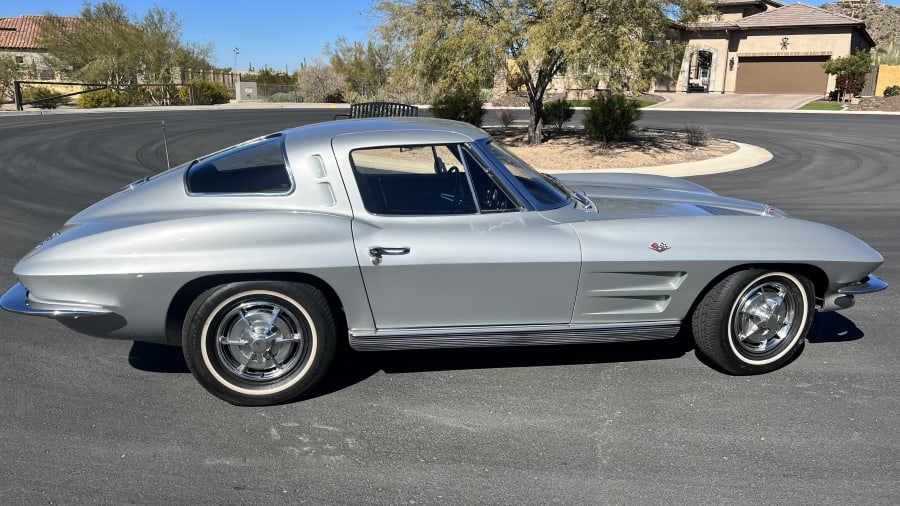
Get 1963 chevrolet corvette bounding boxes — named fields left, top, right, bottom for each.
left=1, top=117, right=886, bottom=405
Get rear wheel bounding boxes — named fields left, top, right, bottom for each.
left=692, top=270, right=814, bottom=375
left=182, top=281, right=336, bottom=405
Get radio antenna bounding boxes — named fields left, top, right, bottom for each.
left=162, top=120, right=171, bottom=169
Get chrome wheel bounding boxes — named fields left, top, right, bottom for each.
left=693, top=269, right=814, bottom=375
left=213, top=299, right=309, bottom=382
left=183, top=282, right=336, bottom=406
left=731, top=279, right=799, bottom=356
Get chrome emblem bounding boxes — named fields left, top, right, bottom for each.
left=649, top=242, right=671, bottom=253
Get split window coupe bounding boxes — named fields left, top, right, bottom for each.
left=1, top=118, right=886, bottom=405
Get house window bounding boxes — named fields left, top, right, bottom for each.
left=15, top=56, right=24, bottom=65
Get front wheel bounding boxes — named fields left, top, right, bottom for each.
left=692, top=270, right=815, bottom=375
left=182, top=281, right=336, bottom=405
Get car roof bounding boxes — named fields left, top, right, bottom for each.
left=281, top=117, right=490, bottom=145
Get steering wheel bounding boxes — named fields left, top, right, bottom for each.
left=446, top=167, right=467, bottom=207
left=483, top=187, right=500, bottom=209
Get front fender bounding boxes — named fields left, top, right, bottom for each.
left=568, top=215, right=883, bottom=323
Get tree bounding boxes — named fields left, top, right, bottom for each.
left=241, top=67, right=295, bottom=85
left=822, top=51, right=874, bottom=101
left=295, top=59, right=346, bottom=102
left=37, top=1, right=213, bottom=104
left=39, top=2, right=141, bottom=88
left=328, top=37, right=392, bottom=98
left=374, top=0, right=709, bottom=145
left=0, top=55, right=21, bottom=104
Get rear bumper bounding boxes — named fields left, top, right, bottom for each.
left=0, top=282, right=111, bottom=318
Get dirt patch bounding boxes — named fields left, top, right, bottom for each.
left=490, top=93, right=665, bottom=108
left=848, top=95, right=900, bottom=112
left=487, top=127, right=738, bottom=172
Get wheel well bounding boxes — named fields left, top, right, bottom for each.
left=692, top=263, right=829, bottom=315
left=165, top=273, right=347, bottom=345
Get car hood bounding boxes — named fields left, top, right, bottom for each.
left=554, top=172, right=778, bottom=219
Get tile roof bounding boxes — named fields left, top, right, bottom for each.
left=734, top=2, right=865, bottom=28
left=0, top=15, right=43, bottom=49
left=689, top=2, right=868, bottom=33
left=708, top=0, right=783, bottom=6
left=0, top=14, right=76, bottom=50
left=692, top=20, right=740, bottom=30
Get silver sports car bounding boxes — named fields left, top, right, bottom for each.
left=1, top=118, right=886, bottom=405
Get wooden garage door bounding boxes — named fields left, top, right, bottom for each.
left=735, top=56, right=829, bottom=94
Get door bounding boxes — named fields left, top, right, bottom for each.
left=735, top=56, right=829, bottom=94
left=338, top=140, right=582, bottom=330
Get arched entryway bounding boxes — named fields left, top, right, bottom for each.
left=687, top=50, right=713, bottom=92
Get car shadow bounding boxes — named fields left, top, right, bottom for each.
left=807, top=312, right=864, bottom=343
left=127, top=313, right=864, bottom=399
left=128, top=341, right=190, bottom=373
left=312, top=332, right=697, bottom=398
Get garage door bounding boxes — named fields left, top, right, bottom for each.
left=735, top=56, right=829, bottom=94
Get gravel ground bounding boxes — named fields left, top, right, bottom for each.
left=849, top=95, right=900, bottom=111
left=490, top=127, right=737, bottom=172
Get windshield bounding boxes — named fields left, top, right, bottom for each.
left=483, top=141, right=569, bottom=210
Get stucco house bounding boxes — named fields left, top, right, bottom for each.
left=678, top=1, right=875, bottom=94
left=0, top=15, right=60, bottom=80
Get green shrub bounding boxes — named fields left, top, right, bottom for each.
left=324, top=91, right=345, bottom=103
left=583, top=94, right=642, bottom=144
left=543, top=99, right=574, bottom=132
left=77, top=88, right=128, bottom=108
left=179, top=79, right=232, bottom=105
left=430, top=87, right=484, bottom=127
left=24, top=86, right=66, bottom=109
left=884, top=85, right=900, bottom=97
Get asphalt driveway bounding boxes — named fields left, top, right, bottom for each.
left=651, top=92, right=822, bottom=110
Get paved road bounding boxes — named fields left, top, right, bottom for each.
left=0, top=109, right=897, bottom=505
left=649, top=92, right=821, bottom=110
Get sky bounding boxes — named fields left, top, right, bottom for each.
left=4, top=0, right=899, bottom=73
left=4, top=0, right=378, bottom=72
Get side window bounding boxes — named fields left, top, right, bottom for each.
left=186, top=135, right=291, bottom=195
left=350, top=145, right=477, bottom=215
left=461, top=148, right=517, bottom=212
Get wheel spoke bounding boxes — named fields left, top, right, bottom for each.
left=770, top=292, right=785, bottom=308
left=272, top=333, right=302, bottom=344
left=219, top=335, right=249, bottom=346
left=263, top=307, right=282, bottom=335
left=263, top=350, right=285, bottom=370
left=235, top=357, right=250, bottom=374
left=238, top=307, right=253, bottom=327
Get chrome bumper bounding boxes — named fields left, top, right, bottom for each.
left=838, top=275, right=888, bottom=295
left=819, top=275, right=888, bottom=312
left=0, top=282, right=111, bottom=318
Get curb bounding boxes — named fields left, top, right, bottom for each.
left=544, top=141, right=773, bottom=177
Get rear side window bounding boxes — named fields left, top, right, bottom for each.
left=186, top=135, right=292, bottom=194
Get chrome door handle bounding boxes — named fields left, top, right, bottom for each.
left=368, top=246, right=410, bottom=265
